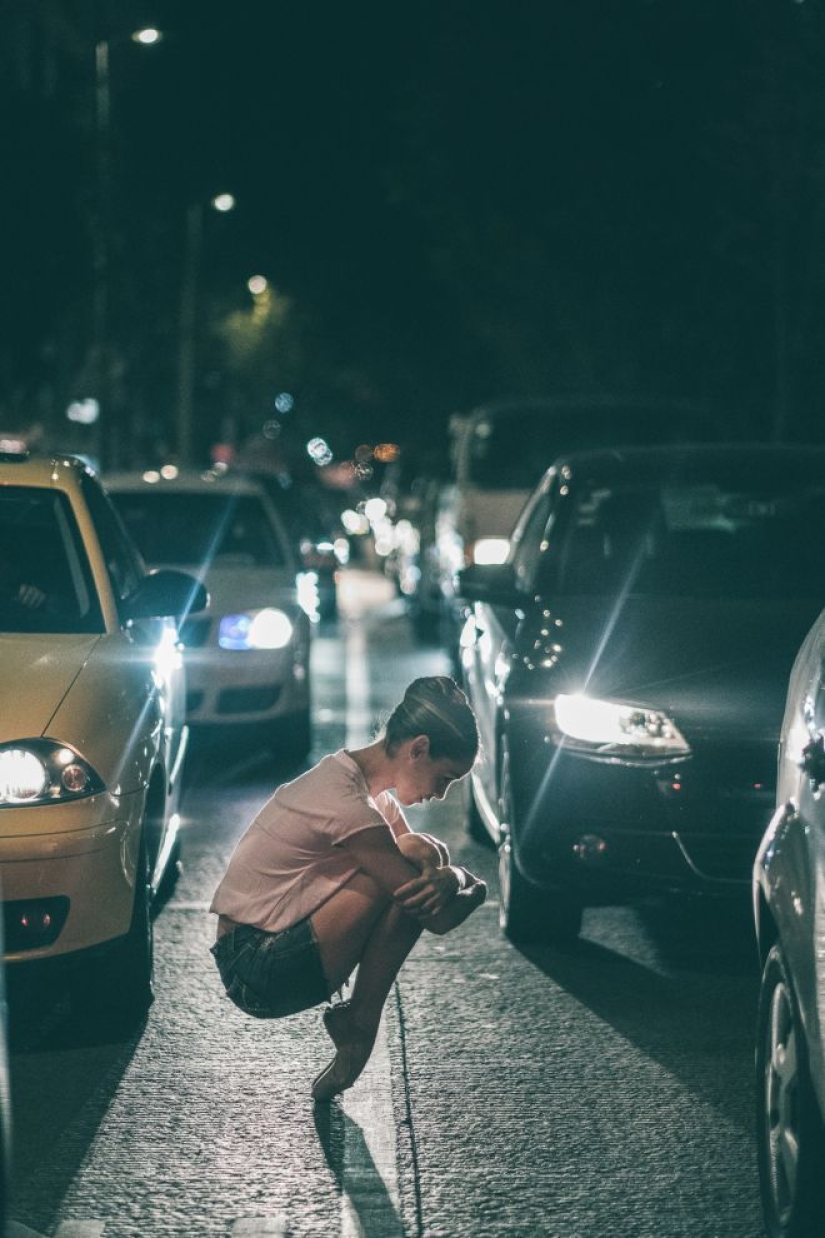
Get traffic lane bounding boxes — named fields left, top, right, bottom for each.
left=399, top=796, right=762, bottom=1238
left=4, top=601, right=421, bottom=1238
left=5, top=737, right=344, bottom=1237
left=3, top=574, right=410, bottom=1236
left=7, top=875, right=382, bottom=1236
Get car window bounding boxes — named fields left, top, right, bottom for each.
left=510, top=483, right=555, bottom=592
left=110, top=492, right=290, bottom=569
left=81, top=472, right=144, bottom=605
left=0, top=487, right=104, bottom=634
left=552, top=480, right=825, bottom=601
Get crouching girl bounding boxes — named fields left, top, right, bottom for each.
left=210, top=675, right=487, bottom=1100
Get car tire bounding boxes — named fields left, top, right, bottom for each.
left=274, top=708, right=312, bottom=763
left=756, top=943, right=825, bottom=1238
left=496, top=754, right=582, bottom=944
left=77, top=833, right=154, bottom=1028
left=156, top=833, right=182, bottom=906
left=498, top=831, right=582, bottom=945
left=465, top=779, right=492, bottom=845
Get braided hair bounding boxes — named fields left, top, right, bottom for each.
left=382, top=676, right=479, bottom=762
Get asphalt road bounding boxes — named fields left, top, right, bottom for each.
left=6, top=570, right=764, bottom=1238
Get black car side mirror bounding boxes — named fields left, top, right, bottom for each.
left=124, top=568, right=209, bottom=622
left=456, top=562, right=522, bottom=607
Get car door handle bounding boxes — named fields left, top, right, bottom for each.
left=801, top=733, right=825, bottom=788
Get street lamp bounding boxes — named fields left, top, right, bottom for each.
left=176, top=194, right=236, bottom=467
left=92, top=27, right=163, bottom=467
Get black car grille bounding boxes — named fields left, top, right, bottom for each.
left=662, top=737, right=775, bottom=881
left=217, top=685, right=281, bottom=714
left=674, top=831, right=758, bottom=883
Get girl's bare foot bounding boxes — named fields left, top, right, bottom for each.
left=312, top=1038, right=373, bottom=1101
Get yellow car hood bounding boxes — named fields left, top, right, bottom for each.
left=0, top=633, right=100, bottom=742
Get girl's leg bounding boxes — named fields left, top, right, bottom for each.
left=311, top=832, right=445, bottom=1005
left=339, top=832, right=448, bottom=1033
left=309, top=834, right=444, bottom=1099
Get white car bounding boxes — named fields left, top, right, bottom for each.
left=754, top=606, right=825, bottom=1237
left=0, top=452, right=204, bottom=1023
left=105, top=469, right=312, bottom=757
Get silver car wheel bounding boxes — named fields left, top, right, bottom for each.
left=756, top=942, right=825, bottom=1238
left=764, top=972, right=799, bottom=1224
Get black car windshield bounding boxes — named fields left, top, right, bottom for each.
left=0, top=488, right=104, bottom=634
left=553, top=481, right=825, bottom=601
left=111, top=492, right=288, bottom=568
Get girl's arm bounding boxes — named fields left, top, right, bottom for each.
left=340, top=826, right=460, bottom=916
left=340, top=826, right=486, bottom=932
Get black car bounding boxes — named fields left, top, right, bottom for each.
left=457, top=443, right=825, bottom=943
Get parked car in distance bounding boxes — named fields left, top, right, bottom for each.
left=0, top=451, right=205, bottom=1023
left=383, top=475, right=444, bottom=642
left=435, top=395, right=719, bottom=662
left=248, top=473, right=347, bottom=622
left=457, top=443, right=825, bottom=944
left=753, top=606, right=825, bottom=1238
left=105, top=468, right=313, bottom=758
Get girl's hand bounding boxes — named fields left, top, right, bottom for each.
left=394, top=865, right=461, bottom=918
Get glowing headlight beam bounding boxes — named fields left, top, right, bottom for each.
left=582, top=520, right=656, bottom=694
left=218, top=608, right=294, bottom=650
left=0, top=749, right=48, bottom=802
left=554, top=693, right=689, bottom=753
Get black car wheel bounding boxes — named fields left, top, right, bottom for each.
left=77, top=832, right=155, bottom=1027
left=497, top=756, right=582, bottom=945
left=465, top=778, right=492, bottom=845
left=272, top=707, right=312, bottom=764
left=117, top=835, right=155, bottom=1016
left=756, top=943, right=825, bottom=1238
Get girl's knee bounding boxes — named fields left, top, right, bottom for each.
left=398, top=832, right=447, bottom=870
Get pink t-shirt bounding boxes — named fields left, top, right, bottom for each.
left=209, top=750, right=407, bottom=933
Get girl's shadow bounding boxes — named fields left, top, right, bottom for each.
left=313, top=1102, right=405, bottom=1237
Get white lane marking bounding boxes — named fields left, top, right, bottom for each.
left=344, top=615, right=375, bottom=744
left=342, top=619, right=405, bottom=1237
left=231, top=1218, right=288, bottom=1235
left=54, top=1224, right=106, bottom=1238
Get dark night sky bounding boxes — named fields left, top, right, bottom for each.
left=4, top=1, right=824, bottom=468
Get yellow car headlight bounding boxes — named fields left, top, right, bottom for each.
left=0, top=741, right=105, bottom=806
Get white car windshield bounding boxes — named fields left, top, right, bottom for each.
left=0, top=488, right=104, bottom=634
left=111, top=493, right=289, bottom=569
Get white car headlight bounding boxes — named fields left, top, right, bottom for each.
left=472, top=537, right=510, bottom=566
left=553, top=693, right=690, bottom=757
left=218, top=608, right=294, bottom=651
left=0, top=741, right=105, bottom=806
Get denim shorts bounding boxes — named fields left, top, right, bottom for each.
left=210, top=917, right=330, bottom=1019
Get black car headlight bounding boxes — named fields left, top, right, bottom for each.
left=553, top=693, right=690, bottom=758
left=0, top=740, right=105, bottom=806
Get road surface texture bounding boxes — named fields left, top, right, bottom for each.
left=7, top=571, right=763, bottom=1237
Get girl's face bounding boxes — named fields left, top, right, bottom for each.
left=394, top=737, right=473, bottom=806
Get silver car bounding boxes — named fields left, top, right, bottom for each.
left=105, top=469, right=313, bottom=758
left=754, top=606, right=825, bottom=1237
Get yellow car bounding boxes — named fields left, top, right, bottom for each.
left=0, top=452, right=205, bottom=1022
